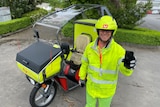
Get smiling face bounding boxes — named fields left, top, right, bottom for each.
left=98, top=30, right=113, bottom=42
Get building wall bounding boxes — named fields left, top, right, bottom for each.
left=0, top=7, right=11, bottom=22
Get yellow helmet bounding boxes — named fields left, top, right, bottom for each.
left=95, top=15, right=117, bottom=36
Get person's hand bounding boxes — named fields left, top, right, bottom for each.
left=79, top=79, right=85, bottom=87
left=123, top=51, right=136, bottom=69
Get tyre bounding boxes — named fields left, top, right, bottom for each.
left=29, top=81, right=57, bottom=107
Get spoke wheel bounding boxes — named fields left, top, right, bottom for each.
left=29, top=82, right=57, bottom=107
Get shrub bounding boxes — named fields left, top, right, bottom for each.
left=106, top=0, right=152, bottom=29
left=0, top=17, right=31, bottom=35
left=0, top=8, right=47, bottom=35
left=114, top=28, right=160, bottom=46
left=62, top=0, right=152, bottom=29
left=22, top=8, right=48, bottom=23
left=0, top=0, right=37, bottom=19
left=61, top=22, right=74, bottom=37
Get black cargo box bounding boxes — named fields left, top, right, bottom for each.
left=16, top=41, right=62, bottom=73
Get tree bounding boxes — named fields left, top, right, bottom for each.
left=109, top=0, right=152, bottom=28
left=0, top=0, right=38, bottom=19
left=110, top=0, right=120, bottom=8
left=42, top=0, right=63, bottom=8
left=63, top=0, right=152, bottom=29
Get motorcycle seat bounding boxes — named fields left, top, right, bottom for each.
left=70, top=34, right=91, bottom=65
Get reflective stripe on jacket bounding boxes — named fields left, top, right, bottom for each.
left=79, top=38, right=133, bottom=98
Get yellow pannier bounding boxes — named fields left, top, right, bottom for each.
left=16, top=41, right=62, bottom=83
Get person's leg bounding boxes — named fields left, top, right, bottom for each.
left=98, top=96, right=113, bottom=107
left=85, top=91, right=97, bottom=107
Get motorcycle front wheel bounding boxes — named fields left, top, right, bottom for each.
left=29, top=81, right=57, bottom=107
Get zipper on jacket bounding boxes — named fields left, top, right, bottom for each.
left=98, top=41, right=103, bottom=76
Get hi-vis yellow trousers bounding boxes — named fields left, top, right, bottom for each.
left=85, top=91, right=113, bottom=107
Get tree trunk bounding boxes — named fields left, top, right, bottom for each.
left=110, top=0, right=120, bottom=8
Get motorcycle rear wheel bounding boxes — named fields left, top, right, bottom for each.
left=29, top=81, right=57, bottom=107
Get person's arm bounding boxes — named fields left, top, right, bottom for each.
left=79, top=46, right=89, bottom=80
left=119, top=62, right=134, bottom=76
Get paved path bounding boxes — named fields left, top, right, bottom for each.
left=139, top=14, right=160, bottom=31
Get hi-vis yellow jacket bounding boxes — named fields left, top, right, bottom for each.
left=79, top=38, right=133, bottom=98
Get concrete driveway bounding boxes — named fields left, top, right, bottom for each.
left=0, top=15, right=160, bottom=107
left=139, top=14, right=160, bottom=31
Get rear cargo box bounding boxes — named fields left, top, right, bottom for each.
left=16, top=41, right=62, bottom=83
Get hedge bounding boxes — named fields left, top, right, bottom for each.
left=0, top=17, right=31, bottom=35
left=114, top=28, right=160, bottom=46
left=22, top=8, right=48, bottom=23
left=0, top=8, right=48, bottom=36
